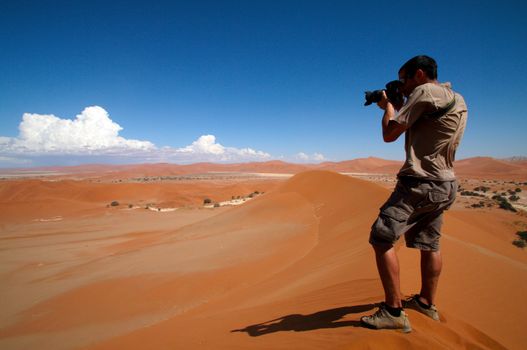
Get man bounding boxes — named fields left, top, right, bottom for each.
left=360, top=55, right=468, bottom=332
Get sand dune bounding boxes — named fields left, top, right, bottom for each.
left=315, top=157, right=403, bottom=174
left=0, top=179, right=281, bottom=224
left=454, top=157, right=527, bottom=179
left=4, top=156, right=526, bottom=181
left=1, top=171, right=526, bottom=349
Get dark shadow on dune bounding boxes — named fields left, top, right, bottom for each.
left=231, top=303, right=377, bottom=336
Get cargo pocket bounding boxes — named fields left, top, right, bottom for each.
left=416, top=188, right=450, bottom=213
left=371, top=206, right=410, bottom=244
left=381, top=205, right=410, bottom=222
left=429, top=190, right=449, bottom=203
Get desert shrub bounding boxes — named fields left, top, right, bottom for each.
left=474, top=186, right=490, bottom=192
left=515, top=188, right=522, bottom=192
left=203, top=198, right=212, bottom=205
left=492, top=195, right=506, bottom=202
left=513, top=240, right=526, bottom=248
left=248, top=193, right=254, bottom=198
left=128, top=204, right=133, bottom=208
left=517, top=231, right=527, bottom=241
left=509, top=195, right=520, bottom=202
left=110, top=201, right=119, bottom=206
left=492, top=195, right=517, bottom=212
left=254, top=191, right=260, bottom=194
left=499, top=200, right=517, bottom=212
left=470, top=202, right=485, bottom=208
left=214, top=203, right=220, bottom=208
left=461, top=191, right=484, bottom=197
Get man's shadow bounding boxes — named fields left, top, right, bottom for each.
left=231, top=303, right=377, bottom=336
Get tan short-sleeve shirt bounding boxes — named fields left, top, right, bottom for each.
left=392, top=82, right=468, bottom=181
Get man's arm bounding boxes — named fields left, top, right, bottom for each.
left=378, top=91, right=407, bottom=143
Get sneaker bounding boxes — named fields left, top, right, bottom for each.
left=360, top=303, right=412, bottom=333
left=403, top=295, right=440, bottom=321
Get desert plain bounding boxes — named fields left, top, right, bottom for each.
left=1, top=157, right=527, bottom=350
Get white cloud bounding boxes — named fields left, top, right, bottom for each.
left=294, top=152, right=326, bottom=163
left=296, top=152, right=309, bottom=161
left=177, top=135, right=225, bottom=155
left=0, top=106, right=272, bottom=164
left=313, top=153, right=326, bottom=161
left=169, top=134, right=271, bottom=162
left=0, top=106, right=154, bottom=155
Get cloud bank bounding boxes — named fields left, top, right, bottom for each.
left=295, top=152, right=326, bottom=163
left=0, top=106, right=155, bottom=155
left=0, top=106, right=272, bottom=166
left=174, top=135, right=271, bottom=161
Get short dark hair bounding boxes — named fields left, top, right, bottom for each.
left=399, top=55, right=437, bottom=80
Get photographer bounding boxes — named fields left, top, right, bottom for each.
left=361, top=55, right=468, bottom=332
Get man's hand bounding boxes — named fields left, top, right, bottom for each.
left=377, top=90, right=390, bottom=110
left=378, top=90, right=407, bottom=142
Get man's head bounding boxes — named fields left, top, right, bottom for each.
left=398, top=55, right=438, bottom=97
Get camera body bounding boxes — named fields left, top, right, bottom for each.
left=364, top=80, right=404, bottom=108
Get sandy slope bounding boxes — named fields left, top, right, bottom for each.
left=0, top=179, right=282, bottom=224
left=1, top=171, right=526, bottom=349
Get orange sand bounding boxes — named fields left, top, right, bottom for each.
left=0, top=178, right=281, bottom=224
left=1, top=169, right=526, bottom=349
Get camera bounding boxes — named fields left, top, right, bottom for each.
left=364, top=80, right=404, bottom=108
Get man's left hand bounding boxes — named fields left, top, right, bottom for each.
left=377, top=90, right=391, bottom=111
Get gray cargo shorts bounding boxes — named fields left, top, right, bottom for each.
left=369, top=176, right=457, bottom=251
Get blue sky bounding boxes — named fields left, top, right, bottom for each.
left=1, top=0, right=526, bottom=167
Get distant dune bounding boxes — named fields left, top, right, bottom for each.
left=3, top=156, right=526, bottom=180
left=314, top=157, right=402, bottom=174
left=1, top=170, right=525, bottom=349
left=0, top=178, right=282, bottom=224
left=454, top=157, right=527, bottom=179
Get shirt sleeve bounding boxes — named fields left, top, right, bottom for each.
left=393, top=85, right=434, bottom=128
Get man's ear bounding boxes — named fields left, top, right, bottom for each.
left=415, top=69, right=429, bottom=83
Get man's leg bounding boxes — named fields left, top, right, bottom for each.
left=419, top=250, right=442, bottom=305
left=362, top=180, right=413, bottom=330
left=360, top=243, right=411, bottom=332
left=374, top=244, right=402, bottom=308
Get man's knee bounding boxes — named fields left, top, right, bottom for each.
left=371, top=242, right=394, bottom=254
